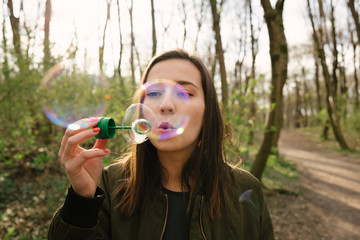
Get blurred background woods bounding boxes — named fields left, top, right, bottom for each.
left=0, top=0, right=359, bottom=238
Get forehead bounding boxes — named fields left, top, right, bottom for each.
left=146, top=59, right=202, bottom=87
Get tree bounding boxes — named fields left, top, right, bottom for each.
left=246, top=0, right=262, bottom=145
left=99, top=0, right=111, bottom=71
left=7, top=0, right=22, bottom=66
left=209, top=0, right=228, bottom=107
left=307, top=0, right=350, bottom=149
left=329, top=0, right=339, bottom=97
left=233, top=1, right=248, bottom=96
left=150, top=0, right=157, bottom=56
left=180, top=0, right=187, bottom=48
left=115, top=0, right=126, bottom=98
left=348, top=0, right=360, bottom=108
left=116, top=0, right=124, bottom=78
left=43, top=0, right=52, bottom=69
left=193, top=0, right=205, bottom=52
left=350, top=29, right=360, bottom=108
left=127, top=0, right=136, bottom=87
left=250, top=0, right=288, bottom=180
left=348, top=0, right=360, bottom=47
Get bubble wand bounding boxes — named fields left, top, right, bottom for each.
left=95, top=117, right=152, bottom=139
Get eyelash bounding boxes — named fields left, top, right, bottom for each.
left=146, top=91, right=193, bottom=97
left=179, top=91, right=194, bottom=98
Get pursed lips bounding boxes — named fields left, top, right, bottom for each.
left=158, top=121, right=175, bottom=130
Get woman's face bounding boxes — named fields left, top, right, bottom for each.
left=143, top=59, right=205, bottom=153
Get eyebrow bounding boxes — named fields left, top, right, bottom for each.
left=175, top=80, right=199, bottom=89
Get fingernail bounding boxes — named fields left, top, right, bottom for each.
left=103, top=149, right=110, bottom=153
left=92, top=127, right=100, bottom=133
left=90, top=118, right=98, bottom=123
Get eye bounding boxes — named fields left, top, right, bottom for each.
left=147, top=91, right=162, bottom=98
left=177, top=91, right=192, bottom=99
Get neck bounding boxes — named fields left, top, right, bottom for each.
left=157, top=148, right=194, bottom=192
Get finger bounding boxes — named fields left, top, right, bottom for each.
left=59, top=118, right=100, bottom=158
left=93, top=139, right=109, bottom=149
left=63, top=148, right=110, bottom=174
left=63, top=127, right=101, bottom=158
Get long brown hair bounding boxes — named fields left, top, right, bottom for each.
left=114, top=49, right=229, bottom=219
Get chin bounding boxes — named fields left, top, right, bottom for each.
left=149, top=137, right=197, bottom=153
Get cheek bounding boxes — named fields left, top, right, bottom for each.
left=143, top=99, right=155, bottom=109
left=187, top=103, right=205, bottom=130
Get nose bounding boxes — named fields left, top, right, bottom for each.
left=159, top=93, right=175, bottom=114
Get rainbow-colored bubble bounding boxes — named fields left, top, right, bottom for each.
left=40, top=60, right=110, bottom=129
left=122, top=104, right=156, bottom=144
left=136, top=79, right=190, bottom=141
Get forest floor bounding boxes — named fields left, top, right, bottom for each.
left=267, top=129, right=360, bottom=240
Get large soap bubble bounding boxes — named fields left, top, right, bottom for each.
left=40, top=60, right=110, bottom=130
left=137, top=79, right=190, bottom=141
left=122, top=103, right=157, bottom=144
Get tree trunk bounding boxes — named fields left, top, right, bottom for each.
left=352, top=42, right=359, bottom=108
left=317, top=0, right=329, bottom=44
left=116, top=0, right=126, bottom=98
left=116, top=0, right=124, bottom=78
left=193, top=0, right=205, bottom=52
left=150, top=0, right=157, bottom=56
left=294, top=79, right=302, bottom=128
left=1, top=14, right=11, bottom=121
left=307, top=0, right=350, bottom=150
left=7, top=0, right=22, bottom=66
left=347, top=0, right=360, bottom=109
left=302, top=70, right=312, bottom=127
left=348, top=0, right=360, bottom=46
left=322, top=119, right=330, bottom=140
left=330, top=0, right=339, bottom=97
left=209, top=0, right=228, bottom=108
left=250, top=0, right=288, bottom=180
left=43, top=0, right=52, bottom=69
left=99, top=0, right=111, bottom=71
left=314, top=53, right=323, bottom=112
left=180, top=0, right=187, bottom=48
left=247, top=0, right=258, bottom=145
left=128, top=0, right=136, bottom=87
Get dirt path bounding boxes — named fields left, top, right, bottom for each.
left=267, top=129, right=360, bottom=240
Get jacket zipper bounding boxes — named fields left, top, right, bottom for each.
left=160, top=194, right=168, bottom=240
left=200, top=196, right=207, bottom=240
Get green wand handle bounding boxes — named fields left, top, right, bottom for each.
left=95, top=117, right=151, bottom=139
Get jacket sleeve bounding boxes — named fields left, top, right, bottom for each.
left=47, top=186, right=109, bottom=240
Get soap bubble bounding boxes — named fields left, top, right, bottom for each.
left=122, top=103, right=157, bottom=144
left=121, top=80, right=191, bottom=144
left=138, top=79, right=190, bottom=141
left=40, top=60, right=110, bottom=130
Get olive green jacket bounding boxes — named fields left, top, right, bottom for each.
left=48, top=163, right=274, bottom=240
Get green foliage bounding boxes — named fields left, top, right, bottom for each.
left=261, top=154, right=299, bottom=192
left=31, top=152, right=51, bottom=171
left=266, top=154, right=298, bottom=179
left=0, top=177, right=16, bottom=205
left=3, top=227, right=16, bottom=239
left=224, top=75, right=269, bottom=169
left=342, top=109, right=360, bottom=147
left=0, top=36, right=136, bottom=238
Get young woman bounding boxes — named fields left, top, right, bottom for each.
left=48, top=49, right=274, bottom=240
